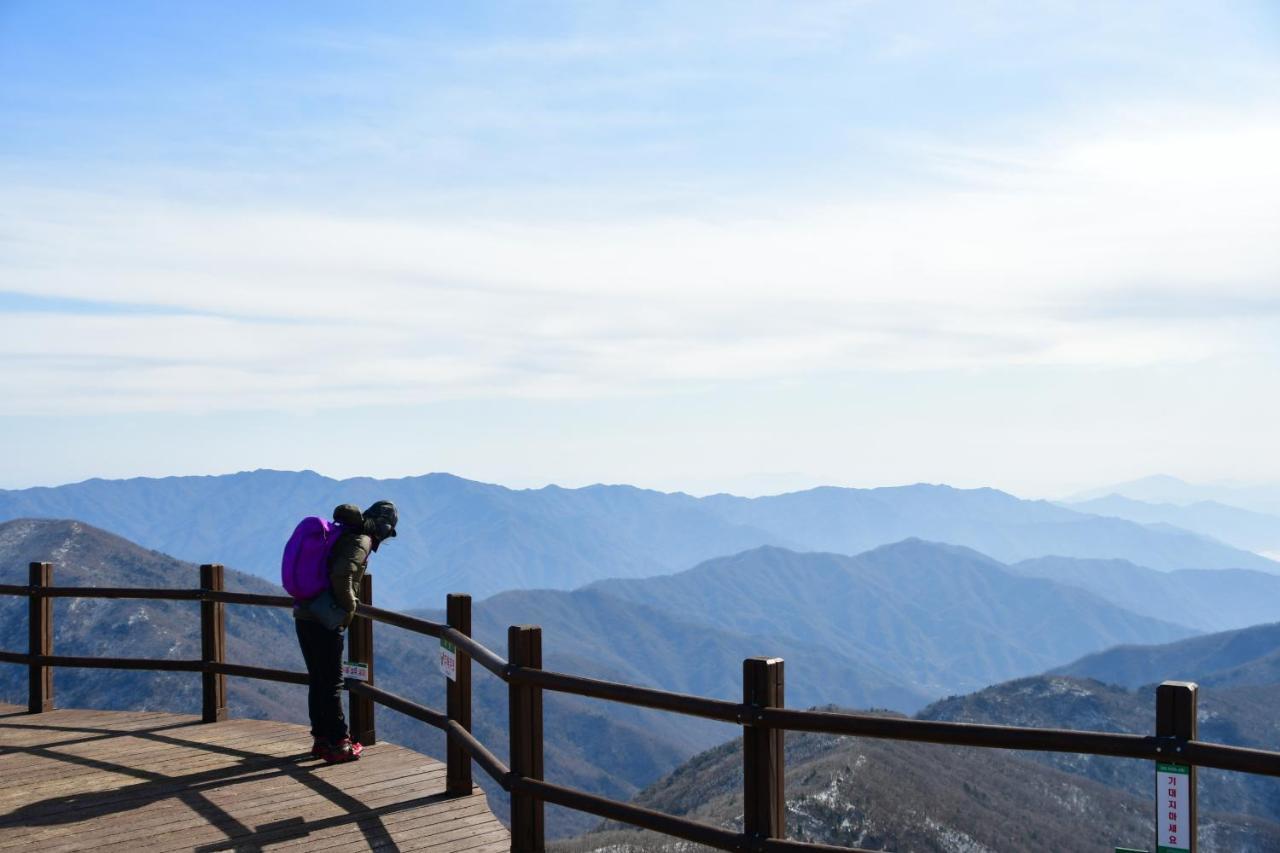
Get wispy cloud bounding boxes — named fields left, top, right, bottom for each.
left=2, top=1, right=1277, bottom=428
left=3, top=103, right=1276, bottom=416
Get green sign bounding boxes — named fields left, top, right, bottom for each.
left=439, top=638, right=457, bottom=681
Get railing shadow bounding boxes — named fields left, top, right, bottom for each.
left=0, top=715, right=466, bottom=852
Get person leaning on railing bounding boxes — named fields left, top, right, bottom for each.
left=293, top=500, right=397, bottom=763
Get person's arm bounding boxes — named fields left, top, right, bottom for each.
left=329, top=533, right=371, bottom=618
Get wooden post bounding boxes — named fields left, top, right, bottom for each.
left=28, top=562, right=53, bottom=714
left=446, top=593, right=473, bottom=795
left=743, top=657, right=785, bottom=842
left=509, top=625, right=544, bottom=852
left=200, top=564, right=228, bottom=723
left=348, top=573, right=376, bottom=746
left=1156, top=681, right=1198, bottom=852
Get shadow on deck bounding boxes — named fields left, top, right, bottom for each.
left=0, top=704, right=508, bottom=852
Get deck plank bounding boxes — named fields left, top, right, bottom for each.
left=24, top=753, right=445, bottom=835
left=89, top=766, right=452, bottom=849
left=0, top=703, right=508, bottom=852
left=269, top=800, right=492, bottom=847
left=0, top=726, right=318, bottom=814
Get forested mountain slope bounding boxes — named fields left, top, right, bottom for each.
left=1051, top=621, right=1280, bottom=690
left=560, top=675, right=1280, bottom=852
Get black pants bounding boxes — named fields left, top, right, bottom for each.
left=295, top=619, right=348, bottom=742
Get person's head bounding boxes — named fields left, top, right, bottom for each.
left=363, top=500, right=398, bottom=544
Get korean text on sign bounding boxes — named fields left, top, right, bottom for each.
left=1156, top=762, right=1190, bottom=853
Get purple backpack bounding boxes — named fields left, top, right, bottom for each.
left=281, top=517, right=346, bottom=600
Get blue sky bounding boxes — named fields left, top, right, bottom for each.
left=2, top=1, right=1278, bottom=496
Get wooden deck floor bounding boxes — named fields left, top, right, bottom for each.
left=0, top=704, right=509, bottom=852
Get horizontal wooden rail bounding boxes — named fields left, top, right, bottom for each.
left=348, top=680, right=445, bottom=728
left=444, top=718, right=511, bottom=787
left=208, top=590, right=293, bottom=608
left=512, top=776, right=867, bottom=853
left=348, top=680, right=512, bottom=785
left=353, top=605, right=510, bottom=678
left=756, top=707, right=1280, bottom=778
left=510, top=666, right=742, bottom=723
left=763, top=707, right=1157, bottom=755
left=0, top=584, right=204, bottom=600
left=0, top=584, right=296, bottom=607
left=0, top=652, right=308, bottom=685
left=358, top=604, right=443, bottom=637
left=513, top=776, right=748, bottom=851
left=209, top=661, right=309, bottom=686
left=42, top=586, right=205, bottom=600
left=1182, top=739, right=1280, bottom=778
left=443, top=626, right=509, bottom=678
left=0, top=651, right=204, bottom=672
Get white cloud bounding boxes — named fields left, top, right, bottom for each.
left=3, top=108, right=1277, bottom=415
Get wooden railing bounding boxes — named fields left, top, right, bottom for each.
left=4, top=561, right=1280, bottom=852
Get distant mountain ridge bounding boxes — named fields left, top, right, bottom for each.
left=1051, top=621, right=1280, bottom=690
left=0, top=471, right=784, bottom=606
left=592, top=540, right=1196, bottom=696
left=1069, top=474, right=1280, bottom=517
left=1010, top=555, right=1280, bottom=633
left=430, top=585, right=929, bottom=713
left=1065, top=493, right=1280, bottom=556
left=702, top=482, right=1277, bottom=571
left=2, top=470, right=1275, bottom=608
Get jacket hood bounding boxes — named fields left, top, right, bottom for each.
left=363, top=500, right=398, bottom=541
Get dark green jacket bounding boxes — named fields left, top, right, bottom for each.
left=326, top=530, right=372, bottom=615
left=294, top=504, right=373, bottom=625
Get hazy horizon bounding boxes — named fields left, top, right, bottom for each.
left=6, top=466, right=1280, bottom=511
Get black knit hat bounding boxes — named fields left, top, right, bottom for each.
left=363, top=500, right=398, bottom=540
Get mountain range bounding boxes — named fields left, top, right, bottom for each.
left=1068, top=474, right=1280, bottom=518
left=1065, top=493, right=1280, bottom=558
left=590, top=540, right=1195, bottom=695
left=1052, top=620, right=1280, bottom=690
left=2, top=470, right=1275, bottom=609
left=1010, top=556, right=1280, bottom=633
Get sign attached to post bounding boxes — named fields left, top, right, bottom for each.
left=439, top=638, right=457, bottom=681
left=342, top=661, right=369, bottom=682
left=1157, top=762, right=1190, bottom=853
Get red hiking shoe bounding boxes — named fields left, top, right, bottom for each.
left=320, top=737, right=363, bottom=764
left=311, top=737, right=325, bottom=758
